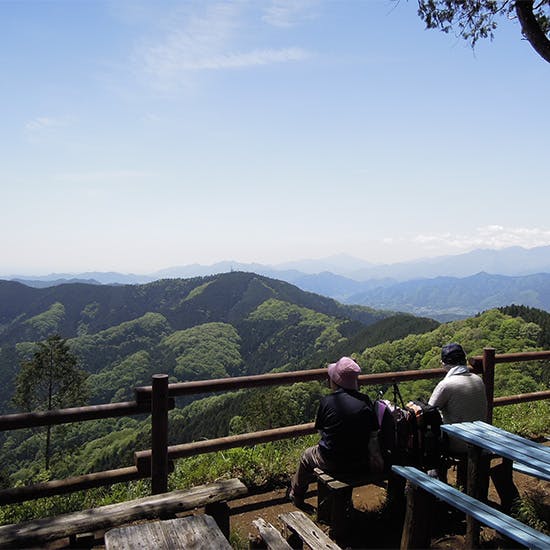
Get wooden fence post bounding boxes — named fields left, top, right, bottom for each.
left=400, top=482, right=434, bottom=550
left=482, top=348, right=496, bottom=424
left=151, top=374, right=169, bottom=494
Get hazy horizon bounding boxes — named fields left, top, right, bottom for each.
left=3, top=244, right=550, bottom=278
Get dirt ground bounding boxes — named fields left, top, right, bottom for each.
left=229, top=462, right=550, bottom=549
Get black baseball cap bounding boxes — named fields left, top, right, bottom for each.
left=441, top=343, right=467, bottom=365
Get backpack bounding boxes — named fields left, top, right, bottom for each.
left=374, top=385, right=418, bottom=469
left=407, top=399, right=443, bottom=470
left=374, top=385, right=442, bottom=471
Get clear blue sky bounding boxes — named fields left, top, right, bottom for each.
left=2, top=0, right=549, bottom=275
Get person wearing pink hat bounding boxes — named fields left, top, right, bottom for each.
left=288, top=357, right=378, bottom=507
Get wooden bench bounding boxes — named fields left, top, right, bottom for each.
left=252, top=517, right=293, bottom=550
left=0, top=478, right=247, bottom=548
left=392, top=465, right=550, bottom=550
left=313, top=467, right=392, bottom=537
left=104, top=514, right=231, bottom=549
left=252, top=513, right=341, bottom=550
left=279, top=511, right=341, bottom=550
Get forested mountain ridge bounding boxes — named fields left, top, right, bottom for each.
left=0, top=272, right=387, bottom=344
left=0, top=272, right=439, bottom=411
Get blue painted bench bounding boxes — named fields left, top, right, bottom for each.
left=513, top=461, right=550, bottom=482
left=392, top=465, right=550, bottom=550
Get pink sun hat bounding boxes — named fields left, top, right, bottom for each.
left=327, top=356, right=361, bottom=390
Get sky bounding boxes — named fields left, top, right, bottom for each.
left=2, top=0, right=549, bottom=276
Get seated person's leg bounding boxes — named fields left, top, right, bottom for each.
left=290, top=445, right=334, bottom=505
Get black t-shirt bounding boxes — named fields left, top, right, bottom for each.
left=315, top=388, right=377, bottom=464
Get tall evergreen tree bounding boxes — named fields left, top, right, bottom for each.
left=13, top=335, right=88, bottom=470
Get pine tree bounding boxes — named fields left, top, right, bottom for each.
left=13, top=335, right=88, bottom=470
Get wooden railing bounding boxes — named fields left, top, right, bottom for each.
left=0, top=348, right=548, bottom=505
left=468, top=348, right=550, bottom=423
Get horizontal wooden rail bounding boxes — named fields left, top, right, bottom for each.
left=494, top=390, right=550, bottom=407
left=135, top=369, right=328, bottom=401
left=0, top=401, right=155, bottom=431
left=133, top=388, right=550, bottom=472
left=135, top=423, right=317, bottom=473
left=0, top=466, right=143, bottom=505
left=469, top=350, right=550, bottom=369
left=134, top=367, right=447, bottom=400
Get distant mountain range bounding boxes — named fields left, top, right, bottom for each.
left=344, top=272, right=550, bottom=320
left=3, top=246, right=550, bottom=321
left=5, top=246, right=550, bottom=285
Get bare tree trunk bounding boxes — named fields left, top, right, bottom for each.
left=515, top=0, right=550, bottom=63
left=45, top=425, right=51, bottom=471
left=45, top=349, right=54, bottom=471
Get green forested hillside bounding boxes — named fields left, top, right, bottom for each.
left=0, top=272, right=389, bottom=345
left=0, top=272, right=406, bottom=411
left=499, top=304, right=550, bottom=349
left=1, top=273, right=548, bottom=496
left=0, top=272, right=440, bottom=483
left=358, top=308, right=546, bottom=401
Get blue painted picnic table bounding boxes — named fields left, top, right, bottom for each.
left=440, top=420, right=550, bottom=546
left=440, top=420, right=550, bottom=479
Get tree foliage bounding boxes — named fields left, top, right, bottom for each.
left=499, top=304, right=550, bottom=348
left=88, top=351, right=153, bottom=404
left=162, top=322, right=243, bottom=381
left=416, top=0, right=550, bottom=63
left=23, top=302, right=66, bottom=340
left=69, top=312, right=171, bottom=374
left=13, top=335, right=88, bottom=469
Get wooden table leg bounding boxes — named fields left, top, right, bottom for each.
left=400, top=482, right=434, bottom=550
left=465, top=445, right=482, bottom=548
left=490, top=457, right=520, bottom=512
left=205, top=501, right=230, bottom=539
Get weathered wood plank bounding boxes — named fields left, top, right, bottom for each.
left=105, top=515, right=232, bottom=550
left=252, top=517, right=292, bottom=550
left=0, top=478, right=247, bottom=547
left=279, top=511, right=341, bottom=550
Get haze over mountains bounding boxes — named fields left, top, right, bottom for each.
left=4, top=246, right=550, bottom=321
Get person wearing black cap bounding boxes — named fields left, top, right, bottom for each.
left=429, top=343, right=488, bottom=453
left=288, top=357, right=378, bottom=507
left=429, top=343, right=487, bottom=486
